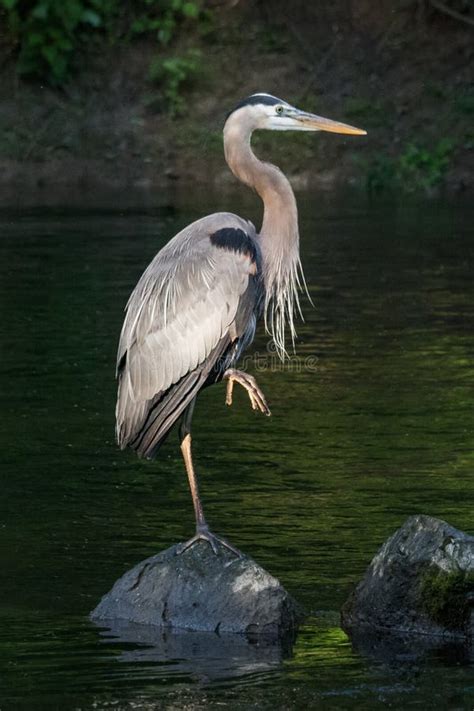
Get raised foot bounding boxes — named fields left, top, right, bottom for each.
left=176, top=526, right=242, bottom=557
left=224, top=368, right=271, bottom=416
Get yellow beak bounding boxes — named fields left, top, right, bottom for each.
left=292, top=110, right=367, bottom=136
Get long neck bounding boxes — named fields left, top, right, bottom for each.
left=223, top=118, right=304, bottom=357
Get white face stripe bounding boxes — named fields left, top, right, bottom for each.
left=261, top=102, right=290, bottom=117
left=247, top=99, right=295, bottom=124
left=226, top=93, right=290, bottom=121
left=235, top=100, right=322, bottom=132
left=226, top=94, right=306, bottom=130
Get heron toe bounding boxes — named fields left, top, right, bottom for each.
left=176, top=527, right=241, bottom=557
left=224, top=368, right=271, bottom=416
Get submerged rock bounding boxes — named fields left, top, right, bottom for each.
left=91, top=540, right=301, bottom=640
left=341, top=515, right=474, bottom=641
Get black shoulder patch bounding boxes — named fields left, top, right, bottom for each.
left=210, top=227, right=258, bottom=263
left=226, top=94, right=281, bottom=120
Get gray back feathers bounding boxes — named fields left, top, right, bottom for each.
left=116, top=213, right=259, bottom=449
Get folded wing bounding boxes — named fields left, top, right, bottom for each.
left=116, top=214, right=261, bottom=456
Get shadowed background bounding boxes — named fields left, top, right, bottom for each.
left=0, top=0, right=472, bottom=199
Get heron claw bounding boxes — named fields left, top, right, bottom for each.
left=224, top=368, right=271, bottom=416
left=176, top=526, right=241, bottom=557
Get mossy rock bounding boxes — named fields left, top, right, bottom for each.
left=341, top=515, right=474, bottom=641
left=418, top=566, right=474, bottom=631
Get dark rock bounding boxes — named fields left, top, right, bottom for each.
left=341, top=515, right=474, bottom=641
left=91, top=540, right=301, bottom=640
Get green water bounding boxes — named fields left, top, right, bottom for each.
left=1, top=193, right=473, bottom=709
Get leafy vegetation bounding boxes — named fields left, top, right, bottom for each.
left=366, top=139, right=455, bottom=194
left=398, top=139, right=455, bottom=192
left=0, top=0, right=108, bottom=84
left=0, top=0, right=207, bottom=96
left=454, top=91, right=474, bottom=116
left=0, top=0, right=471, bottom=194
left=148, top=48, right=202, bottom=116
left=129, top=0, right=208, bottom=43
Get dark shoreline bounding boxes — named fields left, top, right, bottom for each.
left=0, top=2, right=472, bottom=199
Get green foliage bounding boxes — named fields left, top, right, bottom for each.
left=365, top=139, right=455, bottom=194
left=129, top=0, right=202, bottom=45
left=0, top=0, right=109, bottom=84
left=257, top=26, right=289, bottom=54
left=454, top=91, right=474, bottom=116
left=365, top=154, right=398, bottom=194
left=0, top=0, right=207, bottom=85
left=397, top=139, right=455, bottom=193
left=148, top=49, right=201, bottom=116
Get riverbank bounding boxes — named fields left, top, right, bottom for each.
left=0, top=1, right=472, bottom=196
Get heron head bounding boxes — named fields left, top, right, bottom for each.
left=226, top=93, right=366, bottom=136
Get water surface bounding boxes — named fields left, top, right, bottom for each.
left=0, top=192, right=473, bottom=709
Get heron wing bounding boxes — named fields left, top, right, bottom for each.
left=116, top=213, right=261, bottom=450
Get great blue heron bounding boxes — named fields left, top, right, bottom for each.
left=116, top=93, right=366, bottom=554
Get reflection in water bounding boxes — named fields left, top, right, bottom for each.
left=96, top=619, right=291, bottom=681
left=347, top=627, right=474, bottom=667
left=0, top=193, right=473, bottom=707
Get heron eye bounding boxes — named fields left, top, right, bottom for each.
left=275, top=105, right=284, bottom=115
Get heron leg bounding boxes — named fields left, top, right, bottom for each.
left=224, top=368, right=271, bottom=416
left=176, top=400, right=240, bottom=557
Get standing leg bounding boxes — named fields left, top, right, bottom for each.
left=176, top=398, right=240, bottom=557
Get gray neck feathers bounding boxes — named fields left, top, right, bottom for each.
left=223, top=117, right=305, bottom=359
